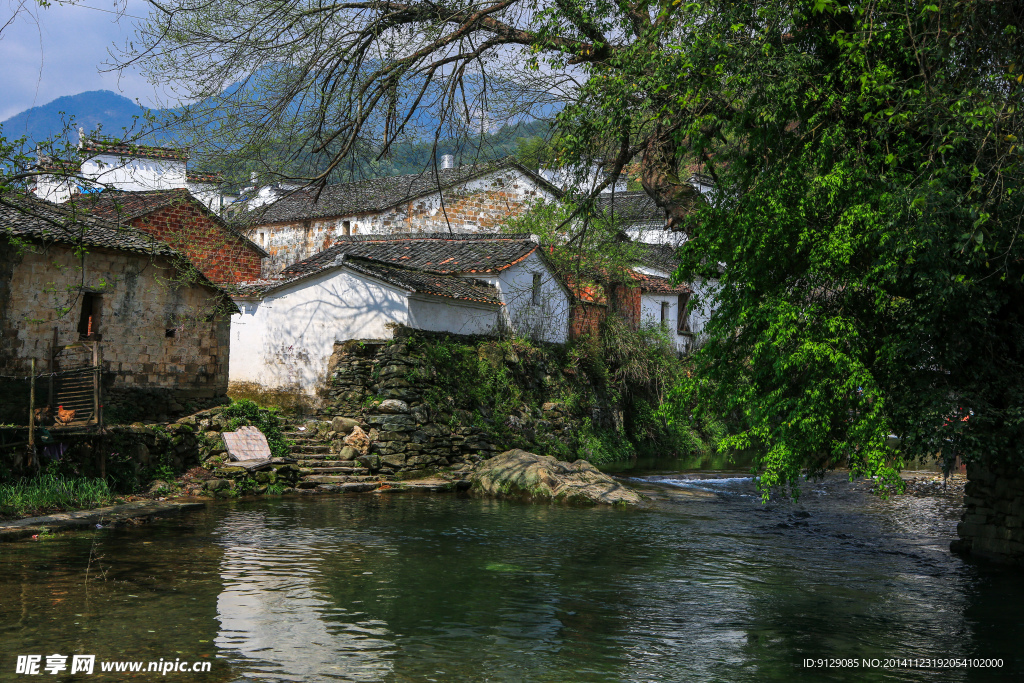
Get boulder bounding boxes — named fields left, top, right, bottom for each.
left=331, top=416, right=360, bottom=434
left=471, top=449, right=644, bottom=506
left=377, top=399, right=410, bottom=414
left=344, top=425, right=371, bottom=455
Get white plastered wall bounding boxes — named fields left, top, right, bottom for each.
left=229, top=266, right=410, bottom=395
left=639, top=292, right=690, bottom=354
left=407, top=296, right=502, bottom=336
left=485, top=251, right=570, bottom=344
left=80, top=154, right=187, bottom=192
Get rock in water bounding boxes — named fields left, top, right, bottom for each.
left=471, top=449, right=644, bottom=506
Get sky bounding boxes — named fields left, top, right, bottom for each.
left=0, top=0, right=167, bottom=121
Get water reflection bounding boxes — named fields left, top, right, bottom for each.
left=214, top=509, right=394, bottom=681
left=1, top=477, right=1023, bottom=682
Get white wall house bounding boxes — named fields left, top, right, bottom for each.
left=31, top=137, right=229, bottom=212
left=229, top=234, right=570, bottom=395
left=244, top=160, right=561, bottom=277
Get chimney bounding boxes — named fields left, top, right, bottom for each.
left=440, top=154, right=455, bottom=170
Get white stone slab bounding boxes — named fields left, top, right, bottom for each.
left=223, top=425, right=272, bottom=461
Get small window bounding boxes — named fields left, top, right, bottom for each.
left=166, top=329, right=176, bottom=338
left=259, top=232, right=266, bottom=245
left=78, top=292, right=101, bottom=340
left=677, top=293, right=692, bottom=334
left=343, top=220, right=351, bottom=236
left=532, top=273, right=542, bottom=306
left=660, top=301, right=670, bottom=327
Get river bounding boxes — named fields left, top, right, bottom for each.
left=1, top=466, right=1021, bottom=682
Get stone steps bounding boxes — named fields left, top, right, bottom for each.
left=290, top=443, right=330, bottom=454
left=301, top=474, right=384, bottom=485
left=300, top=466, right=370, bottom=475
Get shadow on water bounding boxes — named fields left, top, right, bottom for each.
left=0, top=477, right=1022, bottom=682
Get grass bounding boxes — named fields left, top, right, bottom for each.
left=0, top=474, right=116, bottom=519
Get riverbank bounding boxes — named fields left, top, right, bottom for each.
left=0, top=499, right=206, bottom=541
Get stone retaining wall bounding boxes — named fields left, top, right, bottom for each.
left=954, top=462, right=1024, bottom=565
left=318, top=332, right=586, bottom=476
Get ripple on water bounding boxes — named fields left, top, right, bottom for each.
left=0, top=477, right=1021, bottom=682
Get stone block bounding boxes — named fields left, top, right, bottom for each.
left=331, top=416, right=359, bottom=434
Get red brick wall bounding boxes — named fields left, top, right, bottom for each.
left=569, top=302, right=606, bottom=340
left=608, top=283, right=642, bottom=328
left=131, top=201, right=262, bottom=284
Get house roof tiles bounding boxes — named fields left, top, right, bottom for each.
left=280, top=232, right=538, bottom=277
left=0, top=193, right=178, bottom=256
left=594, top=191, right=666, bottom=225
left=80, top=138, right=188, bottom=162
left=245, top=160, right=560, bottom=225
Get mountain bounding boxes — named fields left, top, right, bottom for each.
left=0, top=90, right=154, bottom=145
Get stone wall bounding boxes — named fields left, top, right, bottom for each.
left=317, top=332, right=590, bottom=477
left=0, top=240, right=231, bottom=422
left=953, top=462, right=1024, bottom=565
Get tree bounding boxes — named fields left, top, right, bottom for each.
left=124, top=0, right=1024, bottom=493
left=669, top=0, right=1024, bottom=494
left=120, top=0, right=702, bottom=205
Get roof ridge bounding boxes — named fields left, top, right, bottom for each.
left=329, top=232, right=534, bottom=242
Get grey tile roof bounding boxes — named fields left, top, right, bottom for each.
left=345, top=258, right=501, bottom=305
left=594, top=191, right=666, bottom=225
left=280, top=232, right=538, bottom=277
left=80, top=138, right=188, bottom=161
left=244, top=160, right=561, bottom=225
left=635, top=243, right=681, bottom=274
left=0, top=193, right=178, bottom=256
left=235, top=255, right=502, bottom=305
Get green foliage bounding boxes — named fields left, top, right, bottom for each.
left=0, top=474, right=114, bottom=518
left=222, top=400, right=292, bottom=459
left=668, top=0, right=1024, bottom=497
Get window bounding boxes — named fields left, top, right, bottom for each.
left=677, top=293, right=692, bottom=334
left=660, top=301, right=670, bottom=328
left=78, top=292, right=101, bottom=340
left=531, top=273, right=542, bottom=306
left=166, top=329, right=176, bottom=338
left=259, top=232, right=266, bottom=245
left=343, top=220, right=351, bottom=236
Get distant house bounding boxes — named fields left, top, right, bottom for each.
left=70, top=188, right=267, bottom=285
left=229, top=233, right=569, bottom=396
left=31, top=137, right=231, bottom=213
left=0, top=194, right=237, bottom=422
left=242, top=160, right=561, bottom=277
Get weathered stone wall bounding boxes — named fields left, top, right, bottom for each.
left=316, top=332, right=587, bottom=477
left=0, top=240, right=231, bottom=422
left=954, top=462, right=1024, bottom=565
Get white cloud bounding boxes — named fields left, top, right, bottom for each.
left=0, top=0, right=169, bottom=120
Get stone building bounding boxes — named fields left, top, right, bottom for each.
left=229, top=233, right=570, bottom=398
left=71, top=188, right=267, bottom=285
left=0, top=194, right=237, bottom=422
left=242, top=160, right=561, bottom=277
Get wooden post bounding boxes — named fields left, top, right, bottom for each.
left=96, top=343, right=104, bottom=431
left=48, top=326, right=57, bottom=410
left=27, top=358, right=35, bottom=468
left=92, top=342, right=98, bottom=424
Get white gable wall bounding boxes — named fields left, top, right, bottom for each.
left=229, top=266, right=410, bottom=395
left=639, top=292, right=690, bottom=354
left=80, top=154, right=188, bottom=192
left=494, top=251, right=570, bottom=344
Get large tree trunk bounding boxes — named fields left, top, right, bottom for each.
left=640, top=124, right=701, bottom=233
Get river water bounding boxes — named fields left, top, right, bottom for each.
left=1, top=467, right=1021, bottom=682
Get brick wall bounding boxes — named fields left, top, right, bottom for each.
left=132, top=201, right=262, bottom=284
left=569, top=302, right=607, bottom=340
left=0, top=240, right=231, bottom=410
